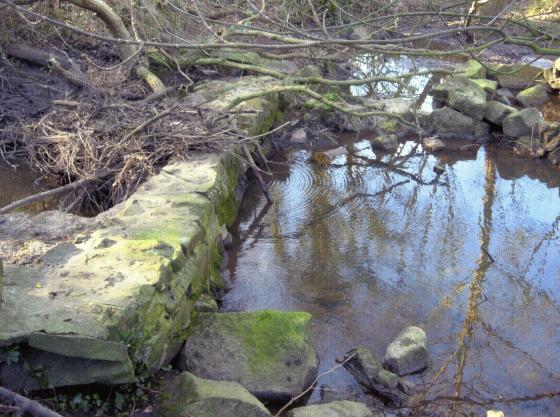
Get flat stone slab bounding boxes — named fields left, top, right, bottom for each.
left=0, top=77, right=280, bottom=390
left=286, top=401, right=373, bottom=417
left=178, top=310, right=319, bottom=403
left=155, top=372, right=272, bottom=417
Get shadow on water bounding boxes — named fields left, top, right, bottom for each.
left=222, top=134, right=560, bottom=416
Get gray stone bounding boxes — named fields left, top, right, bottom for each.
left=384, top=326, right=428, bottom=376
left=474, top=121, right=491, bottom=141
left=371, top=134, right=399, bottom=152
left=430, top=76, right=487, bottom=120
left=431, top=107, right=475, bottom=138
left=398, top=379, right=416, bottom=395
left=423, top=136, right=445, bottom=152
left=492, top=88, right=515, bottom=106
left=154, top=372, right=271, bottom=417
left=291, top=128, right=308, bottom=144
left=503, top=108, right=543, bottom=138
left=484, top=101, right=516, bottom=126
left=516, top=84, right=550, bottom=108
left=286, top=401, right=373, bottom=417
left=488, top=63, right=543, bottom=90
left=343, top=347, right=404, bottom=404
left=178, top=310, right=319, bottom=403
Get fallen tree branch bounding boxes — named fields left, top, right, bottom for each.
left=226, top=84, right=419, bottom=130
left=0, top=386, right=64, bottom=417
left=0, top=171, right=109, bottom=214
left=273, top=350, right=358, bottom=417
left=242, top=144, right=273, bottom=204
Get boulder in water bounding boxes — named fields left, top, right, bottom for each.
left=178, top=310, right=319, bottom=403
left=383, top=326, right=428, bottom=376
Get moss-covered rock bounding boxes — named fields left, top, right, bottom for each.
left=178, top=310, right=319, bottom=403
left=464, top=59, right=486, bottom=79
left=487, top=63, right=543, bottom=90
left=471, top=79, right=498, bottom=95
left=155, top=372, right=272, bottom=417
left=286, top=401, right=373, bottom=417
left=516, top=84, right=551, bottom=108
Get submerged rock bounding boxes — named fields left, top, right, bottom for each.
left=178, top=310, right=319, bottom=403
left=503, top=108, right=543, bottom=138
left=343, top=347, right=405, bottom=404
left=430, top=107, right=489, bottom=141
left=311, top=147, right=349, bottom=164
left=154, top=372, right=271, bottom=417
left=423, top=136, right=445, bottom=152
left=291, top=128, right=308, bottom=145
left=286, top=401, right=373, bottom=417
left=516, top=84, right=551, bottom=108
left=384, top=326, right=428, bottom=376
left=371, top=134, right=399, bottom=152
left=484, top=101, right=516, bottom=126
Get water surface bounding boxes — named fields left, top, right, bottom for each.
left=222, top=136, right=560, bottom=416
left=0, top=160, right=47, bottom=213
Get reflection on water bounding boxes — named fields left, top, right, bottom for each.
left=351, top=55, right=456, bottom=112
left=0, top=161, right=48, bottom=214
left=222, top=136, right=560, bottom=416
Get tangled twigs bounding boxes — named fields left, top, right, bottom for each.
left=273, top=351, right=358, bottom=417
left=0, top=171, right=109, bottom=214
left=5, top=98, right=240, bottom=213
left=0, top=386, right=64, bottom=417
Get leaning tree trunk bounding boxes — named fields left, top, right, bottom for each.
left=67, top=0, right=165, bottom=95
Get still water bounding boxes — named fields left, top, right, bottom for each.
left=222, top=136, right=560, bottom=416
left=0, top=160, right=46, bottom=213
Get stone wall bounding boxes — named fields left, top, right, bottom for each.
left=0, top=76, right=280, bottom=390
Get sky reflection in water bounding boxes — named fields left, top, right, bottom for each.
left=223, top=137, right=560, bottom=416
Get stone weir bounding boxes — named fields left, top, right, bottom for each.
left=0, top=76, right=281, bottom=390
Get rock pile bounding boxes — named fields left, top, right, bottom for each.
left=427, top=59, right=560, bottom=166
left=343, top=326, right=428, bottom=406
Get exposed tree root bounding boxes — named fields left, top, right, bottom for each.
left=0, top=386, right=64, bottom=417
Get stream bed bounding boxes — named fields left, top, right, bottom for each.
left=222, top=136, right=560, bottom=416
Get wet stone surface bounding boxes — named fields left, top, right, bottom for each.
left=222, top=134, right=560, bottom=416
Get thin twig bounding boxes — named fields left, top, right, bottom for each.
left=273, top=351, right=357, bottom=417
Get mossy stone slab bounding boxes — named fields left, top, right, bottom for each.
left=179, top=310, right=319, bottom=403
left=155, top=372, right=271, bottom=417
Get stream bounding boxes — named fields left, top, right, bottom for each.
left=222, top=135, right=560, bottom=416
